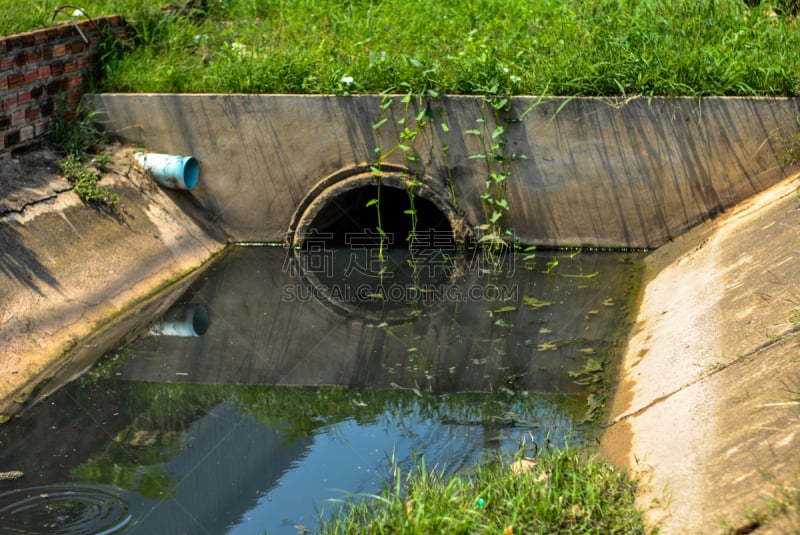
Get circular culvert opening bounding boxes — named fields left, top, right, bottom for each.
left=304, top=184, right=453, bottom=247
left=290, top=170, right=471, bottom=249
left=287, top=169, right=472, bottom=323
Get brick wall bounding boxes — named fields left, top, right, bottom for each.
left=0, top=15, right=127, bottom=154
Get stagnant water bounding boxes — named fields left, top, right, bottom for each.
left=0, top=245, right=643, bottom=534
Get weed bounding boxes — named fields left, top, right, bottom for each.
left=49, top=98, right=110, bottom=157
left=60, top=153, right=120, bottom=212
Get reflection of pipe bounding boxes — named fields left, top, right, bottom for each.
left=150, top=304, right=209, bottom=337
left=134, top=152, right=200, bottom=190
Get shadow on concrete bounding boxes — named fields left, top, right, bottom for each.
left=0, top=224, right=62, bottom=296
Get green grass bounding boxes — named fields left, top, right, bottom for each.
left=6, top=0, right=800, bottom=96
left=321, top=445, right=647, bottom=534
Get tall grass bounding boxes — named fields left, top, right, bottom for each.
left=322, top=445, right=647, bottom=534
left=5, top=0, right=800, bottom=96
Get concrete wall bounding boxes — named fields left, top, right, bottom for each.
left=93, top=94, right=800, bottom=248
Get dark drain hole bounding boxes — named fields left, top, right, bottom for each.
left=305, top=185, right=454, bottom=248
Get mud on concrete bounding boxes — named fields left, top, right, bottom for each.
left=0, top=143, right=227, bottom=418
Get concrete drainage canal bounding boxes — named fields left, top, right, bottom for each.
left=0, top=165, right=646, bottom=534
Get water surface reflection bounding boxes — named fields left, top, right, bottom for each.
left=0, top=246, right=643, bottom=534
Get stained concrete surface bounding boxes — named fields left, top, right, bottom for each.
left=0, top=145, right=226, bottom=415
left=91, top=94, right=800, bottom=249
left=602, top=174, right=800, bottom=533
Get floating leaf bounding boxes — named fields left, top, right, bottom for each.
left=539, top=327, right=552, bottom=334
left=492, top=306, right=517, bottom=314
left=523, top=296, right=552, bottom=310
left=603, top=297, right=615, bottom=307
left=537, top=341, right=558, bottom=351
left=578, top=348, right=596, bottom=354
left=0, top=414, right=9, bottom=424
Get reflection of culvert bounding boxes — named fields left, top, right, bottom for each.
left=287, top=164, right=472, bottom=248
left=291, top=247, right=469, bottom=325
left=286, top=165, right=472, bottom=324
left=149, top=303, right=209, bottom=337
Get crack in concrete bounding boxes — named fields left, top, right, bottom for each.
left=608, top=324, right=800, bottom=426
left=0, top=187, right=75, bottom=219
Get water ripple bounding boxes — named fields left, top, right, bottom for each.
left=0, top=484, right=131, bottom=534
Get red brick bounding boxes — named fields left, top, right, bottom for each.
left=5, top=130, right=21, bottom=147
left=50, top=62, right=65, bottom=76
left=40, top=99, right=54, bottom=116
left=4, top=36, right=22, bottom=51
left=19, top=125, right=34, bottom=142
left=21, top=34, right=35, bottom=47
left=65, top=76, right=82, bottom=89
left=25, top=107, right=40, bottom=121
left=40, top=46, right=53, bottom=60
left=34, top=31, right=48, bottom=44
left=45, top=28, right=59, bottom=40
left=17, top=91, right=31, bottom=105
left=64, top=61, right=78, bottom=73
left=46, top=79, right=66, bottom=93
left=38, top=65, right=51, bottom=78
left=70, top=41, right=86, bottom=54
left=77, top=56, right=90, bottom=69
left=33, top=120, right=47, bottom=137
left=1, top=95, right=15, bottom=111
left=0, top=77, right=6, bottom=91
left=66, top=91, right=81, bottom=106
left=11, top=110, right=24, bottom=127
left=23, top=70, right=37, bottom=84
left=0, top=56, right=14, bottom=71
left=53, top=43, right=67, bottom=57
left=7, top=73, right=23, bottom=90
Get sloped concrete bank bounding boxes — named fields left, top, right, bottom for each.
left=0, top=146, right=227, bottom=417
left=602, top=174, right=800, bottom=533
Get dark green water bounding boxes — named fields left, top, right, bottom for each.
left=0, top=246, right=643, bottom=534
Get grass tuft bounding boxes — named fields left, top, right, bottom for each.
left=321, top=444, right=647, bottom=534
